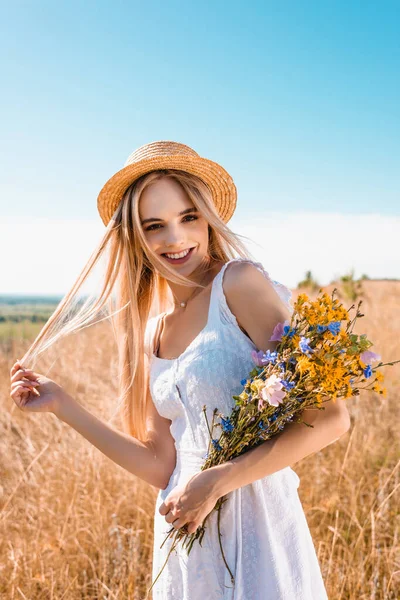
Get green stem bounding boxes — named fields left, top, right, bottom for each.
left=217, top=498, right=235, bottom=586
left=145, top=530, right=181, bottom=599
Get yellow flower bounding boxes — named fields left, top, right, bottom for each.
left=344, top=385, right=353, bottom=399
left=375, top=371, right=384, bottom=382
left=250, top=379, right=265, bottom=394
left=297, top=356, right=313, bottom=375
left=297, top=293, right=309, bottom=305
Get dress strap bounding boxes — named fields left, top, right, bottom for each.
left=209, top=257, right=294, bottom=327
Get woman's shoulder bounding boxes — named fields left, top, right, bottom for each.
left=222, top=258, right=293, bottom=314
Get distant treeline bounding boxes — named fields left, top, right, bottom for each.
left=0, top=314, right=51, bottom=323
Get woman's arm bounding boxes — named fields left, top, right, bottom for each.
left=55, top=378, right=176, bottom=491
left=208, top=261, right=351, bottom=496
left=207, top=403, right=350, bottom=499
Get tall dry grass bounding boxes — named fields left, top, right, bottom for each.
left=0, top=279, right=399, bottom=599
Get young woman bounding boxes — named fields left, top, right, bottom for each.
left=10, top=141, right=350, bottom=599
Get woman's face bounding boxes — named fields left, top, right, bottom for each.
left=139, top=177, right=210, bottom=273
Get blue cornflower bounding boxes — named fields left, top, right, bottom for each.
left=212, top=439, right=222, bottom=451
left=281, top=379, right=295, bottom=391
left=268, top=414, right=278, bottom=422
left=288, top=357, right=297, bottom=365
left=258, top=420, right=269, bottom=430
left=220, top=417, right=234, bottom=433
left=283, top=325, right=296, bottom=338
left=317, top=321, right=341, bottom=335
left=363, top=364, right=373, bottom=378
left=262, top=349, right=278, bottom=365
left=299, top=336, right=313, bottom=355
left=328, top=321, right=341, bottom=335
left=240, top=378, right=247, bottom=386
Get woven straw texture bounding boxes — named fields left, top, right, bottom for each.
left=97, top=141, right=237, bottom=226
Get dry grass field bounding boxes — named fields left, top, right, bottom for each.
left=0, top=279, right=399, bottom=599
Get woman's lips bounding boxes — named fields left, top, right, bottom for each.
left=162, top=246, right=195, bottom=264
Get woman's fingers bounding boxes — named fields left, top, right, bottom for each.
left=11, top=386, right=35, bottom=408
left=10, top=361, right=26, bottom=376
left=158, top=502, right=169, bottom=516
left=10, top=380, right=40, bottom=391
left=10, top=368, right=38, bottom=384
left=170, top=516, right=187, bottom=529
left=164, top=509, right=180, bottom=524
left=170, top=518, right=198, bottom=532
left=10, top=360, right=39, bottom=377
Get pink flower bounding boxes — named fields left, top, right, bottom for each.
left=360, top=350, right=381, bottom=364
left=258, top=374, right=287, bottom=409
left=269, top=320, right=290, bottom=342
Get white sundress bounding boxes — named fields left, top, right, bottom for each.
left=145, top=258, right=329, bottom=600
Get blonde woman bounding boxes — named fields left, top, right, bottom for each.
left=9, top=141, right=349, bottom=599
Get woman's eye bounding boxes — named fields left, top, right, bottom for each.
left=145, top=215, right=198, bottom=232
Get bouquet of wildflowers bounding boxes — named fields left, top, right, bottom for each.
left=148, top=289, right=399, bottom=594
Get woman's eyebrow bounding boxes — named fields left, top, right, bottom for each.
left=141, top=207, right=199, bottom=225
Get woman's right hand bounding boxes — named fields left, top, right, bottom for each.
left=9, top=360, right=70, bottom=415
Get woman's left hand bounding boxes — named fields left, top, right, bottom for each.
left=158, top=469, right=221, bottom=534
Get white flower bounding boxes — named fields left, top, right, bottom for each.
left=259, top=373, right=286, bottom=408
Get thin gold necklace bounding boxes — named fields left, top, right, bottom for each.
left=170, top=269, right=210, bottom=309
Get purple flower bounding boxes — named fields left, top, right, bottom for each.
left=360, top=350, right=381, bottom=364
left=270, top=319, right=296, bottom=341
left=251, top=350, right=265, bottom=367
left=269, top=321, right=286, bottom=342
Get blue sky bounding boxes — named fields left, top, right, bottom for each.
left=1, top=1, right=399, bottom=294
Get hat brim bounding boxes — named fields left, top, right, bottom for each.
left=97, top=154, right=237, bottom=226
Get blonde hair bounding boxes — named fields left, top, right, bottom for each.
left=21, top=169, right=255, bottom=441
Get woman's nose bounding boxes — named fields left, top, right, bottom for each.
left=164, top=225, right=186, bottom=246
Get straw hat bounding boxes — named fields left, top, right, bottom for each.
left=97, top=140, right=237, bottom=226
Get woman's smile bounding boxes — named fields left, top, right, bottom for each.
left=161, top=246, right=196, bottom=265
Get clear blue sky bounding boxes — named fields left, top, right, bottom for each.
left=1, top=1, right=399, bottom=294
left=1, top=0, right=399, bottom=221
